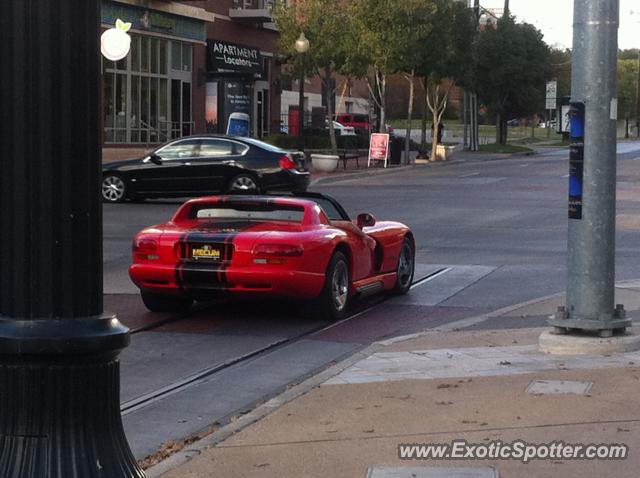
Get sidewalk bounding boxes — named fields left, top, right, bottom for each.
left=150, top=282, right=640, bottom=478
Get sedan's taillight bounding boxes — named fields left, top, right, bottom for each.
left=279, top=155, right=296, bottom=170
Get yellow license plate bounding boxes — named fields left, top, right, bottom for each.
left=191, top=245, right=222, bottom=261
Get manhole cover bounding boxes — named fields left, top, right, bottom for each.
left=367, top=467, right=499, bottom=478
left=526, top=380, right=593, bottom=395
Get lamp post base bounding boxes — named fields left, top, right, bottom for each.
left=0, top=315, right=144, bottom=478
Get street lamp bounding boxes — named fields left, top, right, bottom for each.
left=295, top=32, right=309, bottom=151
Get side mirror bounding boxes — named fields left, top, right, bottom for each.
left=357, top=213, right=376, bottom=229
left=149, top=153, right=162, bottom=165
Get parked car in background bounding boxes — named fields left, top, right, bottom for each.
left=331, top=121, right=357, bottom=136
left=129, top=192, right=415, bottom=320
left=102, top=136, right=309, bottom=203
left=335, top=113, right=371, bottom=136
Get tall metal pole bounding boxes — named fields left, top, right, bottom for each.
left=298, top=62, right=305, bottom=151
left=550, top=0, right=630, bottom=336
left=636, top=46, right=640, bottom=138
left=0, top=1, right=143, bottom=476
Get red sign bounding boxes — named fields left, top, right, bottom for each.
left=368, top=133, right=389, bottom=167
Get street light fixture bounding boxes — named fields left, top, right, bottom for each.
left=295, top=32, right=309, bottom=151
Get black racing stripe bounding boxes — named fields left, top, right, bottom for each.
left=174, top=221, right=265, bottom=291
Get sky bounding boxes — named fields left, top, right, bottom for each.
left=483, top=0, right=638, bottom=50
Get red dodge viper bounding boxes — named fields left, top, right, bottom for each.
left=129, top=193, right=415, bottom=320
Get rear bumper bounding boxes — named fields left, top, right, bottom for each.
left=262, top=170, right=310, bottom=192
left=130, top=263, right=325, bottom=299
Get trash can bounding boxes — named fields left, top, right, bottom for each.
left=389, top=136, right=402, bottom=165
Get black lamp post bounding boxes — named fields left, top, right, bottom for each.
left=0, top=1, right=143, bottom=477
left=295, top=32, right=310, bottom=151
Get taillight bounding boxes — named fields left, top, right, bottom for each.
left=253, top=243, right=303, bottom=264
left=134, top=238, right=158, bottom=252
left=133, top=238, right=159, bottom=260
left=279, top=155, right=296, bottom=170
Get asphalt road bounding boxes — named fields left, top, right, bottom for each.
left=103, top=141, right=640, bottom=460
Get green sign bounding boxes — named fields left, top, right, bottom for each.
left=102, top=1, right=206, bottom=42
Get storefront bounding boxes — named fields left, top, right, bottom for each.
left=101, top=1, right=208, bottom=144
left=205, top=40, right=272, bottom=138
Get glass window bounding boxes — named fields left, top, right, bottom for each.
left=159, top=40, right=167, bottom=74
left=156, top=139, right=200, bottom=160
left=141, top=36, right=150, bottom=72
left=150, top=38, right=159, bottom=74
left=159, top=79, right=168, bottom=132
left=199, top=139, right=239, bottom=157
left=103, top=72, right=114, bottom=129
left=182, top=43, right=192, bottom=71
left=171, top=41, right=181, bottom=70
left=131, top=35, right=140, bottom=72
left=131, top=75, right=140, bottom=129
left=115, top=74, right=127, bottom=129
left=150, top=77, right=158, bottom=128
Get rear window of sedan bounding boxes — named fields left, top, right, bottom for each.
left=191, top=204, right=305, bottom=223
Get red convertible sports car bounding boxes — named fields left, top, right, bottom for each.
left=129, top=193, right=415, bottom=320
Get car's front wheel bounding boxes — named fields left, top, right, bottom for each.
left=141, top=290, right=193, bottom=313
left=315, top=251, right=350, bottom=321
left=102, top=174, right=127, bottom=203
left=228, top=174, right=260, bottom=194
left=393, top=237, right=415, bottom=295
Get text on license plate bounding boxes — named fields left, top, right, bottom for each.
left=191, top=245, right=222, bottom=260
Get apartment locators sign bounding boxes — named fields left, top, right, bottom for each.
left=207, top=40, right=263, bottom=76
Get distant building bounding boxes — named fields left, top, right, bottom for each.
left=102, top=0, right=282, bottom=151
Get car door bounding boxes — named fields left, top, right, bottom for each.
left=187, top=138, right=250, bottom=193
left=134, top=138, right=201, bottom=194
left=314, top=197, right=376, bottom=280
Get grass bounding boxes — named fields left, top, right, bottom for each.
left=478, top=143, right=534, bottom=154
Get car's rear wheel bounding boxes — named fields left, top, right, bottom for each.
left=102, top=174, right=127, bottom=203
left=315, top=251, right=350, bottom=321
left=228, top=174, right=259, bottom=193
left=141, top=290, right=193, bottom=313
left=393, top=237, right=415, bottom=295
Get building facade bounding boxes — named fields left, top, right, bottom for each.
left=102, top=0, right=283, bottom=150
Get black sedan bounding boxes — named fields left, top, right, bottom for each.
left=102, top=135, right=310, bottom=203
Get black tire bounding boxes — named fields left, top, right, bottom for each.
left=102, top=174, right=128, bottom=203
left=314, top=251, right=350, bottom=321
left=393, top=237, right=415, bottom=295
left=141, top=290, right=193, bottom=313
left=228, top=174, right=260, bottom=194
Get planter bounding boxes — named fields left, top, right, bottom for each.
left=434, top=144, right=456, bottom=161
left=311, top=154, right=339, bottom=173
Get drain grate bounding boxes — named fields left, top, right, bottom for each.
left=526, top=380, right=593, bottom=395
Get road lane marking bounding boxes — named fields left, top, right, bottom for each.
left=458, top=172, right=480, bottom=178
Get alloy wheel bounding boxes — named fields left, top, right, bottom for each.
left=331, top=260, right=349, bottom=311
left=230, top=176, right=258, bottom=192
left=102, top=175, right=126, bottom=202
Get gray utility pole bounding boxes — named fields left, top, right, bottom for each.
left=549, top=0, right=630, bottom=337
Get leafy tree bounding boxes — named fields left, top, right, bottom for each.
left=347, top=0, right=412, bottom=134
left=275, top=0, right=352, bottom=154
left=618, top=59, right=640, bottom=138
left=619, top=49, right=640, bottom=61
left=474, top=16, right=550, bottom=144
left=414, top=0, right=476, bottom=160
left=547, top=48, right=572, bottom=98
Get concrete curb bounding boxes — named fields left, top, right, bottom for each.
left=144, top=343, right=382, bottom=478
left=310, top=165, right=415, bottom=186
